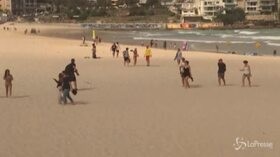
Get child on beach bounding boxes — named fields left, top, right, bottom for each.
left=53, top=72, right=64, bottom=104
left=62, top=74, right=74, bottom=104
left=218, top=59, right=226, bottom=86
left=123, top=48, right=130, bottom=66
left=174, top=48, right=183, bottom=65
left=132, top=48, right=139, bottom=66
left=144, top=46, right=152, bottom=66
left=240, top=60, right=252, bottom=87
left=3, top=69, right=13, bottom=97
left=92, top=42, right=97, bottom=58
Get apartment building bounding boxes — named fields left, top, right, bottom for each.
left=0, top=0, right=12, bottom=12
left=200, top=0, right=225, bottom=20
left=181, top=0, right=203, bottom=21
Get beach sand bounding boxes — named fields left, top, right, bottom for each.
left=0, top=23, right=279, bottom=157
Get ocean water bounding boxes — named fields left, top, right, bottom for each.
left=40, top=27, right=280, bottom=56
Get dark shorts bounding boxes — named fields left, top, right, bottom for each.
left=218, top=72, right=225, bottom=79
left=69, top=75, right=76, bottom=81
left=124, top=57, right=130, bottom=62
left=243, top=74, right=251, bottom=78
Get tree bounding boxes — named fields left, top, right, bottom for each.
left=216, top=7, right=245, bottom=25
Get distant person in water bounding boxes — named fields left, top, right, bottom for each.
left=65, top=58, right=79, bottom=91
left=62, top=73, right=74, bottom=104
left=82, top=35, right=86, bottom=45
left=216, top=44, right=219, bottom=53
left=53, top=71, right=64, bottom=104
left=132, top=48, right=139, bottom=66
left=240, top=60, right=252, bottom=87
left=273, top=49, right=277, bottom=56
left=3, top=69, right=13, bottom=97
left=123, top=47, right=130, bottom=66
left=163, top=41, right=167, bottom=49
left=150, top=39, right=154, bottom=47
left=174, top=48, right=183, bottom=65
left=144, top=46, right=152, bottom=66
left=111, top=43, right=117, bottom=57
left=92, top=42, right=97, bottom=58
left=116, top=42, right=121, bottom=58
left=179, top=58, right=193, bottom=88
left=217, top=59, right=226, bottom=86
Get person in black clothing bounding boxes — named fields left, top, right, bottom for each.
left=62, top=74, right=74, bottom=104
left=218, top=59, right=226, bottom=86
left=111, top=43, right=117, bottom=57
left=163, top=41, right=167, bottom=49
left=179, top=58, right=193, bottom=88
left=65, top=58, right=79, bottom=91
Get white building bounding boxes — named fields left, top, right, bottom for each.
left=201, top=0, right=225, bottom=20
left=0, top=0, right=12, bottom=12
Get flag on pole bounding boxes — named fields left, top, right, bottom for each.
left=92, top=30, right=96, bottom=40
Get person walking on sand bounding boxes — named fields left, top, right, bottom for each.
left=111, top=43, right=117, bottom=58
left=116, top=42, right=121, bottom=58
left=123, top=47, right=130, bottom=66
left=65, top=58, right=79, bottom=91
left=174, top=48, right=183, bottom=65
left=62, top=73, right=74, bottom=105
left=53, top=71, right=64, bottom=104
left=92, top=42, right=97, bottom=59
left=3, top=69, right=13, bottom=97
left=144, top=46, right=152, bottom=66
left=216, top=44, right=219, bottom=53
left=240, top=60, right=252, bottom=87
left=132, top=48, right=139, bottom=66
left=218, top=59, right=226, bottom=86
left=179, top=58, right=193, bottom=88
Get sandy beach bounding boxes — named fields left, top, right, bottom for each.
left=0, top=23, right=280, bottom=157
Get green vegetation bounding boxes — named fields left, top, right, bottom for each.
left=216, top=8, right=246, bottom=25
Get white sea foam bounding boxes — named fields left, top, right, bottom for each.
left=177, top=31, right=204, bottom=36
left=133, top=37, right=254, bottom=44
left=238, top=31, right=259, bottom=35
left=265, top=41, right=280, bottom=46
left=239, top=36, right=280, bottom=40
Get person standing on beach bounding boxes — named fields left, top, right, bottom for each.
left=123, top=47, right=130, bottom=66
left=111, top=43, right=117, bottom=57
left=92, top=42, right=97, bottom=59
left=3, top=69, right=13, bottom=97
left=216, top=44, right=219, bottom=53
left=82, top=35, right=86, bottom=45
left=53, top=72, right=64, bottom=104
left=144, top=46, right=152, bottom=66
left=217, top=59, right=226, bottom=86
left=65, top=59, right=79, bottom=91
left=240, top=60, right=252, bottom=87
left=174, top=48, right=183, bottom=65
left=273, top=49, right=277, bottom=56
left=116, top=42, right=121, bottom=58
left=150, top=39, right=154, bottom=47
left=179, top=58, right=192, bottom=88
left=133, top=48, right=139, bottom=66
left=62, top=73, right=74, bottom=104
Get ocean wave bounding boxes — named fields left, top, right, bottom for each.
left=177, top=31, right=204, bottom=36
left=239, top=36, right=280, bottom=40
left=265, top=41, right=280, bottom=46
left=133, top=37, right=254, bottom=44
left=238, top=31, right=259, bottom=35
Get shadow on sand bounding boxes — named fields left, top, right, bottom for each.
left=0, top=95, right=30, bottom=99
left=190, top=84, right=202, bottom=88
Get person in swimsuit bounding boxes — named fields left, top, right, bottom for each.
left=174, top=48, right=183, bottom=65
left=179, top=58, right=193, bottom=88
left=218, top=59, right=226, bottom=86
left=3, top=69, right=13, bottom=97
left=240, top=60, right=252, bottom=87
left=92, top=42, right=97, bottom=59
left=132, top=48, right=139, bottom=66
left=123, top=47, right=130, bottom=66
left=62, top=73, right=74, bottom=105
left=111, top=43, right=117, bottom=58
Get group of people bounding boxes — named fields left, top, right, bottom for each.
left=53, top=59, right=79, bottom=105
left=121, top=46, right=153, bottom=67
left=175, top=49, right=252, bottom=88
